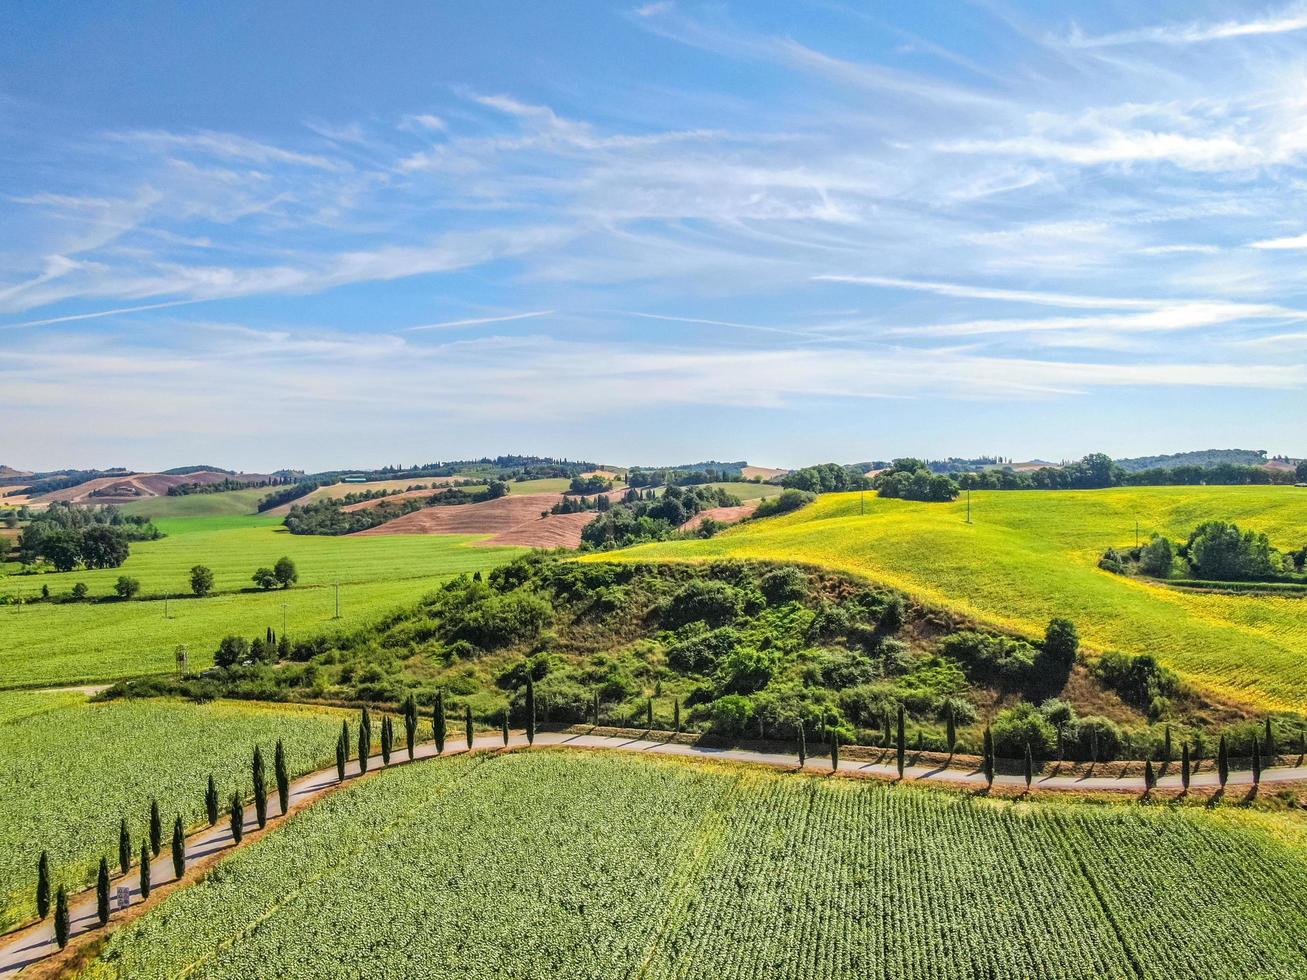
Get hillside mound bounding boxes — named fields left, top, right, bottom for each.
left=679, top=501, right=758, bottom=531
left=36, top=470, right=276, bottom=504
left=740, top=465, right=788, bottom=480
left=354, top=491, right=597, bottom=548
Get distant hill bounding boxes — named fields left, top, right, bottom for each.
left=1116, top=449, right=1270, bottom=472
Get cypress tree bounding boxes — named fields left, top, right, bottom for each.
left=206, top=774, right=219, bottom=826
left=139, top=841, right=151, bottom=899
left=646, top=697, right=653, bottom=729
left=526, top=673, right=537, bottom=745
left=171, top=816, right=185, bottom=878
left=335, top=730, right=347, bottom=783
left=1265, top=718, right=1275, bottom=759
left=404, top=695, right=418, bottom=761
left=340, top=719, right=350, bottom=764
left=1024, top=744, right=1033, bottom=789
left=1252, top=736, right=1262, bottom=785
left=36, top=851, right=50, bottom=919
left=1181, top=743, right=1191, bottom=792
left=381, top=716, right=393, bottom=765
left=1144, top=759, right=1156, bottom=793
left=1217, top=735, right=1229, bottom=787
left=895, top=704, right=906, bottom=777
left=673, top=699, right=681, bottom=733
left=253, top=746, right=268, bottom=829
left=1163, top=724, right=1172, bottom=763
left=275, top=740, right=290, bottom=815
left=229, top=793, right=244, bottom=843
left=360, top=707, right=372, bottom=761
left=502, top=711, right=510, bottom=746
left=118, top=817, right=131, bottom=875
left=1056, top=726, right=1064, bottom=764
left=434, top=691, right=446, bottom=754
left=831, top=731, right=840, bottom=773
left=592, top=690, right=600, bottom=727
left=54, top=886, right=69, bottom=949
left=358, top=723, right=369, bottom=775
left=1090, top=727, right=1099, bottom=764
left=945, top=704, right=956, bottom=754
left=149, top=799, right=162, bottom=857
left=983, top=726, right=995, bottom=788
left=97, top=856, right=110, bottom=925
left=465, top=704, right=474, bottom=751
left=798, top=719, right=807, bottom=766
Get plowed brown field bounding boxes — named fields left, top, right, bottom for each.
left=354, top=492, right=597, bottom=548
left=678, top=502, right=758, bottom=532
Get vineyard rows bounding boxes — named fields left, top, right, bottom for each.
left=81, top=750, right=1307, bottom=979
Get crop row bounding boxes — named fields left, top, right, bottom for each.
left=81, top=750, right=1307, bottom=979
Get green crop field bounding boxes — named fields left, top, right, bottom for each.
left=709, top=481, right=784, bottom=500
left=610, top=486, right=1307, bottom=713
left=117, top=487, right=272, bottom=519
left=81, top=750, right=1307, bottom=979
left=0, top=690, right=347, bottom=929
left=0, top=515, right=525, bottom=687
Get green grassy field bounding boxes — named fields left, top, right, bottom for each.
left=117, top=487, right=271, bottom=519
left=709, top=481, right=783, bottom=500
left=0, top=690, right=347, bottom=929
left=611, top=486, right=1307, bottom=713
left=0, top=515, right=525, bottom=687
left=81, top=750, right=1307, bottom=979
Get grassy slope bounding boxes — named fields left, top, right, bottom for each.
left=0, top=515, right=525, bottom=686
left=611, top=486, right=1307, bottom=712
left=116, top=487, right=271, bottom=519
left=84, top=750, right=1307, bottom=979
left=708, top=481, right=783, bottom=500
left=0, top=690, right=348, bottom=929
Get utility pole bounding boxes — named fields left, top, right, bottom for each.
left=965, top=489, right=972, bottom=525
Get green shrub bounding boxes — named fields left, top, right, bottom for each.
left=991, top=704, right=1057, bottom=759
left=663, top=580, right=741, bottom=627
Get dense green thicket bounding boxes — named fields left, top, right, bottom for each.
left=874, top=459, right=960, bottom=502
left=16, top=502, right=161, bottom=572
left=957, top=452, right=1298, bottom=491
left=1101, top=519, right=1305, bottom=582
left=580, top=485, right=739, bottom=548
left=781, top=463, right=871, bottom=494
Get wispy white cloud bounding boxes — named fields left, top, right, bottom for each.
left=406, top=310, right=556, bottom=331
left=1248, top=232, right=1307, bottom=250
left=1066, top=7, right=1307, bottom=47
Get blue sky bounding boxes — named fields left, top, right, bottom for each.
left=3, top=1, right=1307, bottom=471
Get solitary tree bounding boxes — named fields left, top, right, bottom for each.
left=1042, top=617, right=1079, bottom=672
left=1265, top=718, right=1275, bottom=759
left=117, top=817, right=132, bottom=875
left=229, top=793, right=244, bottom=844
left=1252, top=736, right=1262, bottom=786
left=275, top=740, right=290, bottom=815
left=945, top=704, right=956, bottom=754
left=465, top=704, right=474, bottom=751
left=336, top=730, right=347, bottom=783
left=381, top=716, right=393, bottom=765
left=206, top=774, right=219, bottom=826
left=171, top=816, right=185, bottom=879
left=646, top=698, right=654, bottom=730
left=526, top=674, right=537, bottom=745
left=831, top=731, right=840, bottom=773
left=253, top=746, right=268, bottom=829
left=1163, top=724, right=1173, bottom=763
left=434, top=691, right=446, bottom=754
left=54, top=886, right=69, bottom=949
left=404, top=695, right=418, bottom=761
left=798, top=719, right=807, bottom=766
left=36, top=851, right=50, bottom=919
left=1217, top=735, right=1229, bottom=787
left=273, top=556, right=298, bottom=589
left=97, top=856, right=110, bottom=926
left=139, top=841, right=151, bottom=899
left=358, top=722, right=369, bottom=775
left=1024, top=744, right=1034, bottom=789
left=983, top=726, right=995, bottom=788
left=592, top=690, right=601, bottom=727
left=1181, top=743, right=1191, bottom=792
left=1144, top=759, right=1156, bottom=793
left=502, top=711, right=510, bottom=746
left=149, top=799, right=162, bottom=856
left=896, top=704, right=906, bottom=777
left=189, top=564, right=215, bottom=597
left=673, top=699, right=681, bottom=733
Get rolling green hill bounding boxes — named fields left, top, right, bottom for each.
left=609, top=486, right=1307, bottom=713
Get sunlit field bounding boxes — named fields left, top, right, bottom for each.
left=612, top=487, right=1307, bottom=712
